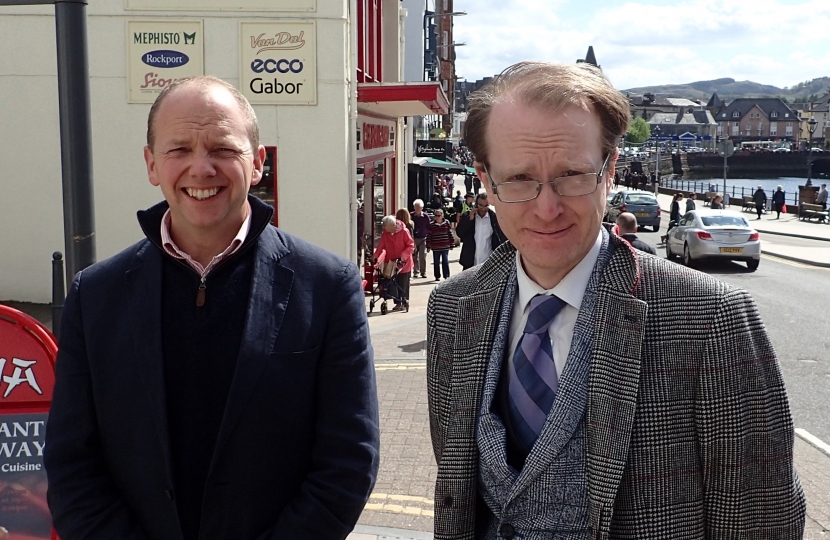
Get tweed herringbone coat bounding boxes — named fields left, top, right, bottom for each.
left=426, top=231, right=805, bottom=540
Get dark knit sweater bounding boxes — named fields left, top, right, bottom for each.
left=137, top=197, right=272, bottom=540
left=425, top=220, right=454, bottom=250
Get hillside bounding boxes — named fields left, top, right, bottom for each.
left=623, top=76, right=830, bottom=102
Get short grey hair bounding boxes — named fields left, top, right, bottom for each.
left=433, top=208, right=444, bottom=216
left=382, top=215, right=397, bottom=229
left=413, top=199, right=424, bottom=208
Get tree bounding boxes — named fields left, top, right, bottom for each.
left=626, top=117, right=651, bottom=144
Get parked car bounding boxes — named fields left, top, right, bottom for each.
left=773, top=147, right=791, bottom=153
left=665, top=209, right=760, bottom=271
left=810, top=147, right=825, bottom=153
left=604, top=190, right=661, bottom=231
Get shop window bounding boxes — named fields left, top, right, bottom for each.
left=249, top=146, right=278, bottom=226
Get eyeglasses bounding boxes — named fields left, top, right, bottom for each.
left=482, top=154, right=611, bottom=203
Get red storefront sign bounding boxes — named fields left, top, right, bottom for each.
left=0, top=305, right=58, bottom=540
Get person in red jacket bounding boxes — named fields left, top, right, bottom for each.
left=373, top=215, right=415, bottom=310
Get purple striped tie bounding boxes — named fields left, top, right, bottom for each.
left=507, top=294, right=567, bottom=453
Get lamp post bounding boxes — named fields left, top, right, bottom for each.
left=807, top=117, right=818, bottom=186
left=653, top=125, right=661, bottom=194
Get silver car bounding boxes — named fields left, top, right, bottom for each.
left=666, top=209, right=761, bottom=271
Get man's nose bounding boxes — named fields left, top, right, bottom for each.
left=534, top=181, right=564, bottom=216
left=189, top=151, right=218, bottom=178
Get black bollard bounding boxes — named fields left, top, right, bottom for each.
left=52, top=252, right=66, bottom=341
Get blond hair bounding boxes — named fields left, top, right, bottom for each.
left=464, top=61, right=630, bottom=166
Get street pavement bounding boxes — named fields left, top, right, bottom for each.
left=353, top=189, right=830, bottom=539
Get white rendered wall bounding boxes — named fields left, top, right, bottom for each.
left=0, top=0, right=351, bottom=302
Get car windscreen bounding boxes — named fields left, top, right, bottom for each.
left=700, top=215, right=748, bottom=227
left=624, top=194, right=658, bottom=205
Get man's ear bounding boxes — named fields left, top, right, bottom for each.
left=474, top=161, right=491, bottom=195
left=250, top=145, right=266, bottom=186
left=144, top=146, right=160, bottom=187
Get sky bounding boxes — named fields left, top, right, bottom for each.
left=452, top=0, right=830, bottom=92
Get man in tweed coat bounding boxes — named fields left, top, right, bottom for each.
left=426, top=62, right=805, bottom=540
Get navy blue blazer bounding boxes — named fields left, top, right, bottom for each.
left=44, top=201, right=380, bottom=540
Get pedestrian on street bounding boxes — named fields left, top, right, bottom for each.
left=669, top=192, right=683, bottom=228
left=374, top=215, right=414, bottom=311
left=816, top=184, right=828, bottom=223
left=616, top=212, right=657, bottom=254
left=410, top=200, right=430, bottom=278
left=396, top=207, right=414, bottom=238
left=817, top=184, right=828, bottom=210
left=429, top=191, right=444, bottom=210
left=685, top=192, right=696, bottom=212
left=464, top=173, right=473, bottom=195
left=452, top=190, right=464, bottom=215
left=44, top=76, right=380, bottom=540
left=426, top=208, right=454, bottom=281
left=753, top=185, right=767, bottom=220
left=455, top=192, right=506, bottom=270
left=710, top=193, right=724, bottom=209
left=426, top=61, right=804, bottom=540
left=473, top=173, right=482, bottom=194
left=772, top=185, right=786, bottom=219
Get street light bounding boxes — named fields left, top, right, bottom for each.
left=807, top=117, right=818, bottom=186
left=653, top=125, right=661, bottom=194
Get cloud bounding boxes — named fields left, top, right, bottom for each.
left=454, top=0, right=830, bottom=90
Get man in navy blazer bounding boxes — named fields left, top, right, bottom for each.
left=44, top=76, right=380, bottom=540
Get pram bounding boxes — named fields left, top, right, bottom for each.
left=367, top=250, right=409, bottom=315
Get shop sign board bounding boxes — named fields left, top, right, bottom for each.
left=240, top=21, right=317, bottom=106
left=416, top=139, right=450, bottom=160
left=0, top=305, right=58, bottom=539
left=357, top=114, right=396, bottom=161
left=126, top=0, right=315, bottom=12
left=127, top=20, right=204, bottom=104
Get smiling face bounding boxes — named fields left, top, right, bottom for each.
left=144, top=83, right=265, bottom=246
left=476, top=100, right=613, bottom=289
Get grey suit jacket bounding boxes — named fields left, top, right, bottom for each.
left=426, top=230, right=805, bottom=540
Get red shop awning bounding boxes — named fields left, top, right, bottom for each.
left=357, top=82, right=449, bottom=117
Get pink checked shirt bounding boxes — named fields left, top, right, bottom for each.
left=160, top=201, right=252, bottom=278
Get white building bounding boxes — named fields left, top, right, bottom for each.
left=0, top=0, right=447, bottom=302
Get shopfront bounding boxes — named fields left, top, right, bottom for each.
left=356, top=113, right=397, bottom=259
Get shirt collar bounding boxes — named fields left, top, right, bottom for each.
left=160, top=201, right=252, bottom=276
left=515, top=229, right=603, bottom=313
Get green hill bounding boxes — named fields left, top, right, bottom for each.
left=623, top=76, right=830, bottom=102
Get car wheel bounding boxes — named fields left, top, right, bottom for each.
left=746, top=259, right=759, bottom=272
left=653, top=224, right=660, bottom=233
left=683, top=244, right=695, bottom=267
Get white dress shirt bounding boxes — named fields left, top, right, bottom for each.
left=507, top=230, right=603, bottom=378
left=474, top=211, right=494, bottom=265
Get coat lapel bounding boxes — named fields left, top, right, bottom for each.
left=208, top=227, right=292, bottom=474
left=447, top=246, right=516, bottom=476
left=125, top=241, right=174, bottom=480
left=586, top=236, right=647, bottom=536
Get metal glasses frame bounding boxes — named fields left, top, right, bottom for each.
left=482, top=153, right=612, bottom=203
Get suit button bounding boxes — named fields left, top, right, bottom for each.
left=499, top=523, right=515, bottom=539
left=165, top=489, right=174, bottom=500
left=443, top=496, right=453, bottom=507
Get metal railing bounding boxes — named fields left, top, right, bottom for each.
left=659, top=177, right=800, bottom=207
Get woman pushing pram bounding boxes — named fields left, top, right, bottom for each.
left=371, top=215, right=414, bottom=313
